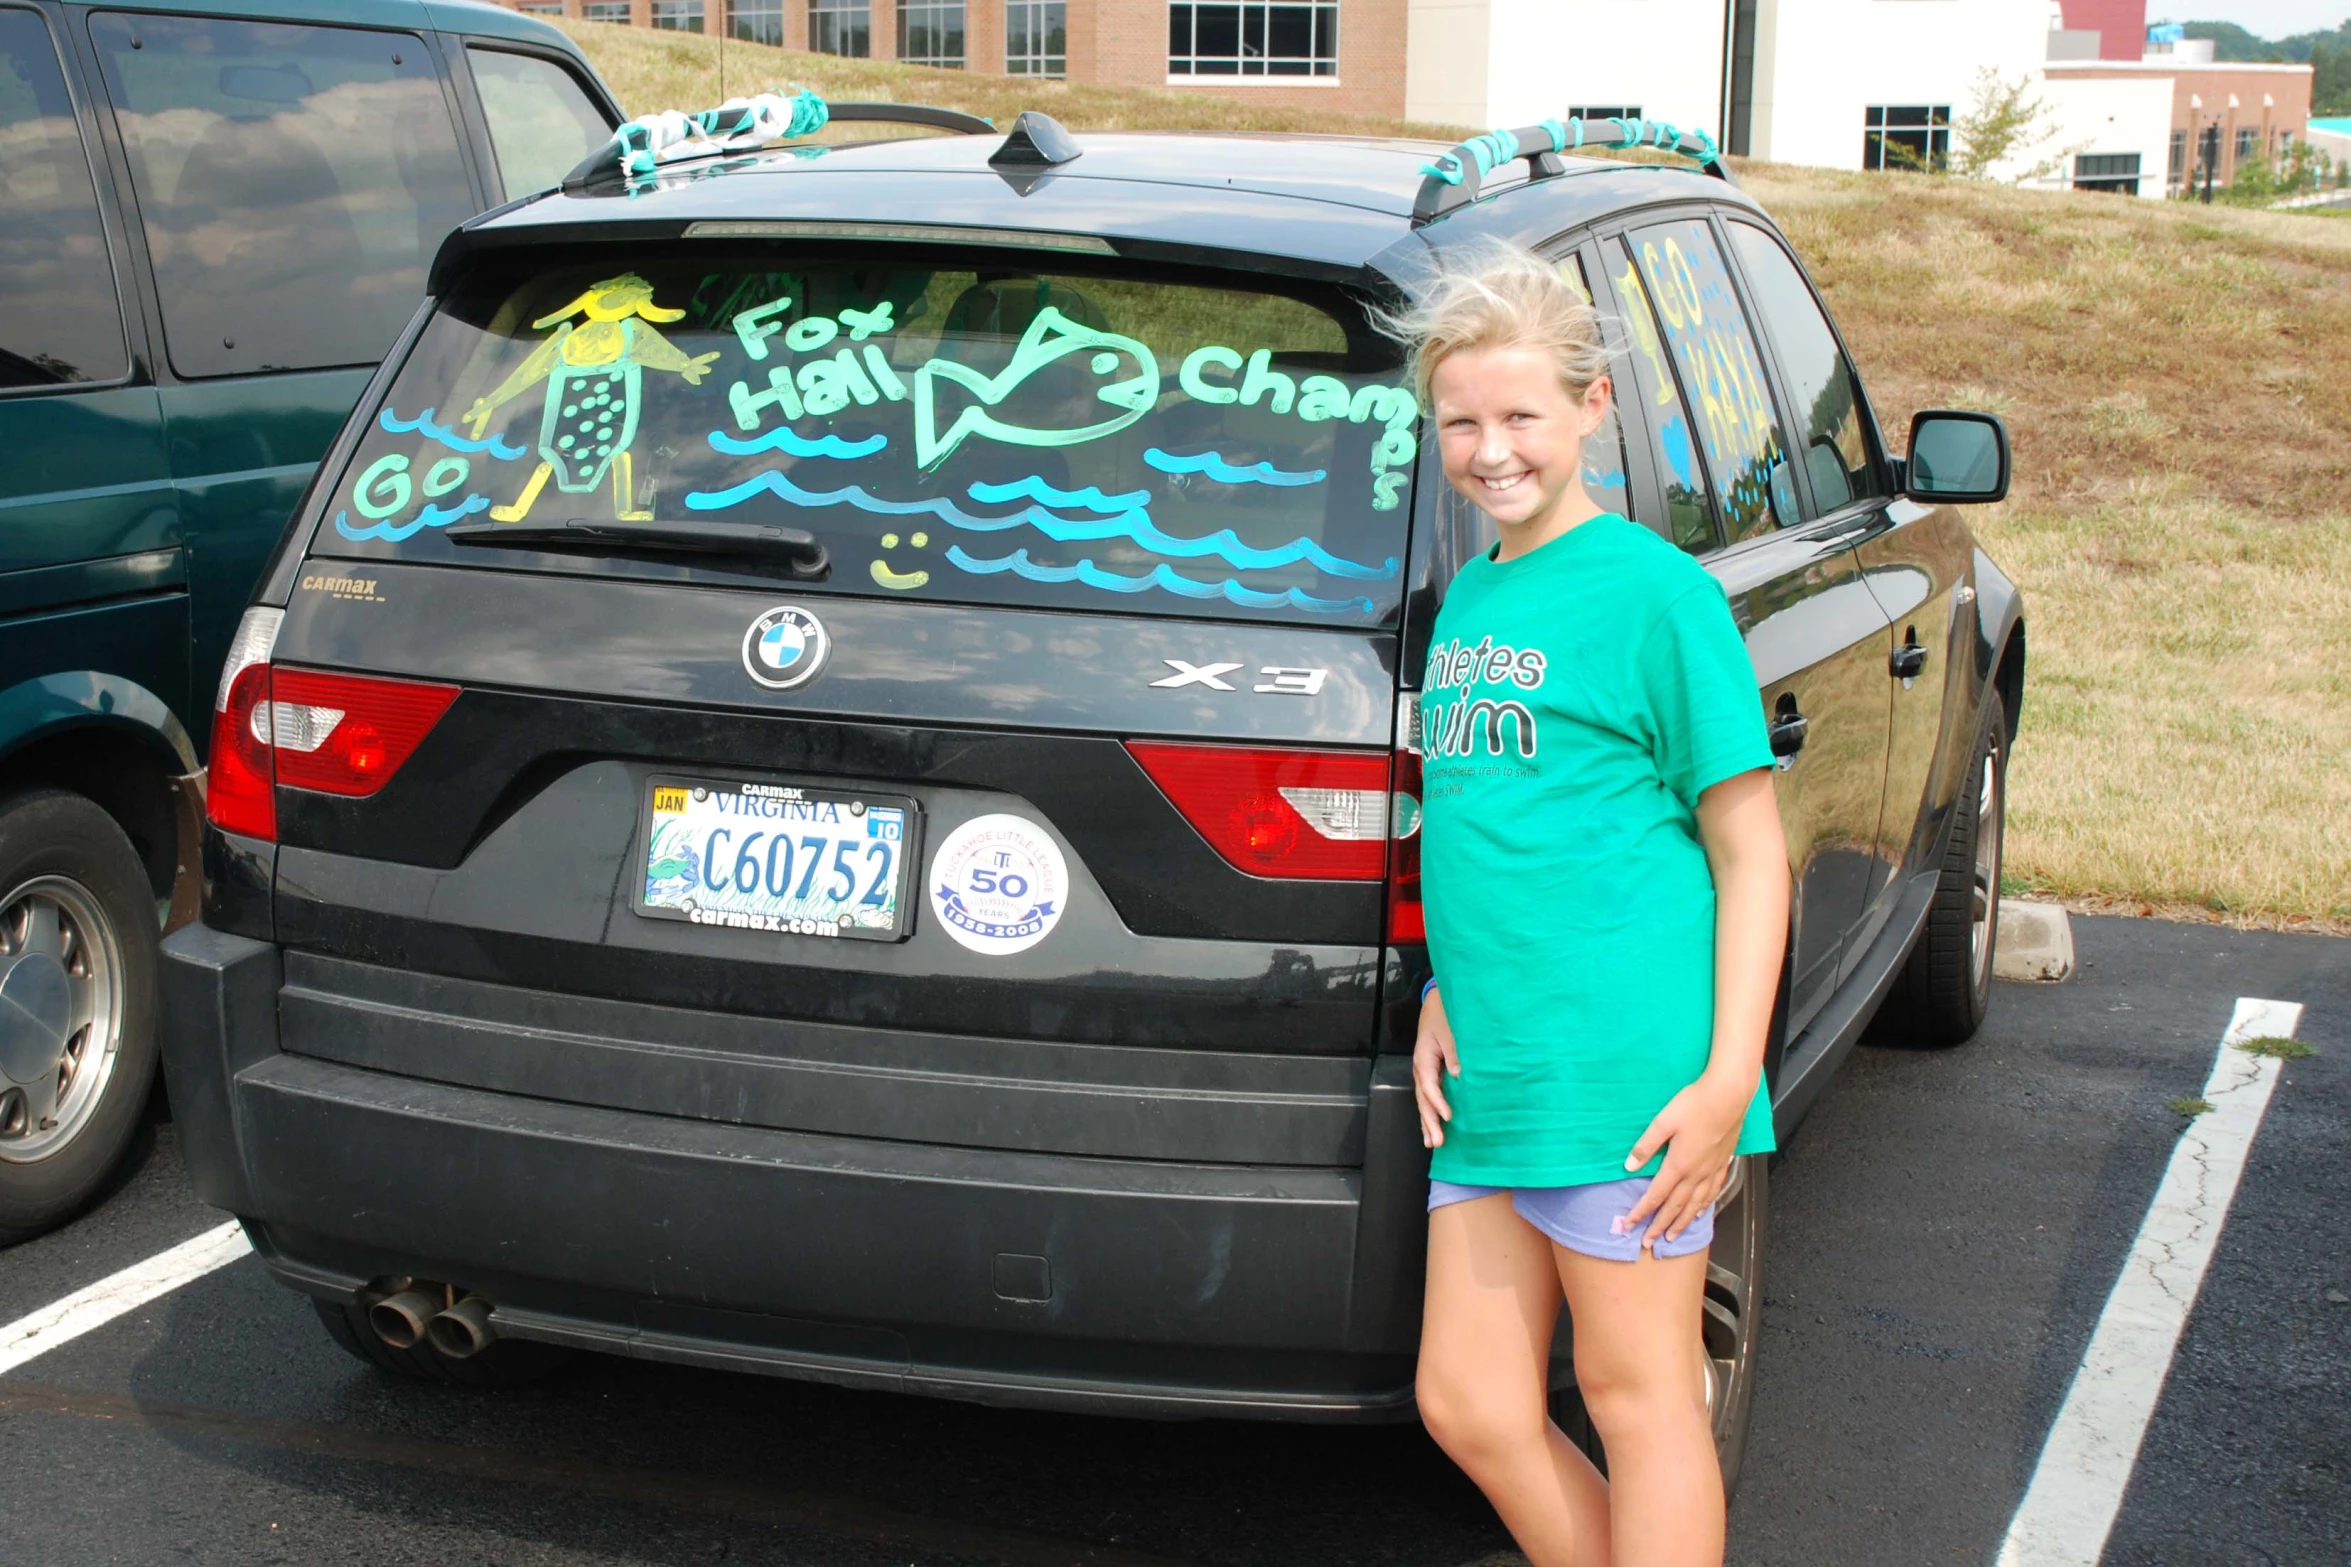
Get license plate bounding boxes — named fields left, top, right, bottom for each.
left=635, top=776, right=918, bottom=941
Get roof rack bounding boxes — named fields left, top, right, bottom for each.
left=561, top=92, right=993, bottom=192
left=1411, top=116, right=1731, bottom=225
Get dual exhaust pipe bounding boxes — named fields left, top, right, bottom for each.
left=369, top=1283, right=498, bottom=1360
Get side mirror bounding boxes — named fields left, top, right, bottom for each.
left=1901, top=410, right=2010, bottom=504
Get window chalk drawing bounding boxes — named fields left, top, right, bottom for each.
left=1628, top=222, right=1792, bottom=545
left=318, top=259, right=1416, bottom=626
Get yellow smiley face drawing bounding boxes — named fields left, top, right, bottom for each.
left=870, top=529, right=931, bottom=590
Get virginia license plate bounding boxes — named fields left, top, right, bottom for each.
left=635, top=776, right=918, bottom=941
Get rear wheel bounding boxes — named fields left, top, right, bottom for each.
left=1878, top=693, right=2007, bottom=1047
left=0, top=791, right=160, bottom=1246
left=312, top=1284, right=571, bottom=1388
left=1550, top=1152, right=1767, bottom=1495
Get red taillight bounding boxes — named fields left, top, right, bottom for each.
left=1387, top=744, right=1424, bottom=944
left=206, top=608, right=283, bottom=841
left=202, top=604, right=456, bottom=845
left=208, top=661, right=277, bottom=840
left=268, top=668, right=458, bottom=796
left=1126, top=742, right=1390, bottom=881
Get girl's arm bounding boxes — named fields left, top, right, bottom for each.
left=1622, top=767, right=1789, bottom=1246
left=1413, top=982, right=1460, bottom=1149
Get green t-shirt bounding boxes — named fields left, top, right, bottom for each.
left=1420, top=514, right=1777, bottom=1187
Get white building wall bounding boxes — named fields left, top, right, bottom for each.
left=1747, top=0, right=2052, bottom=169
left=2019, top=73, right=2174, bottom=197
left=1407, top=0, right=1725, bottom=136
left=1405, top=0, right=1496, bottom=126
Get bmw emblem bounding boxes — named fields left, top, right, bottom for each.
left=741, top=604, right=830, bottom=690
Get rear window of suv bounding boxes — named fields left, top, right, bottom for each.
left=311, top=251, right=1418, bottom=626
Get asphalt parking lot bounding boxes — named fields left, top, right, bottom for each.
left=0, top=915, right=2342, bottom=1567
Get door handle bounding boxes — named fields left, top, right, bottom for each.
left=1768, top=713, right=1809, bottom=758
left=1891, top=644, right=1927, bottom=679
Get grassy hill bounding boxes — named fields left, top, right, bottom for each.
left=566, top=20, right=2351, bottom=928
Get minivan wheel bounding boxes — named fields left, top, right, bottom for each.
left=1550, top=1153, right=1767, bottom=1496
left=312, top=1290, right=572, bottom=1388
left=0, top=791, right=160, bottom=1246
left=1877, top=693, right=2007, bottom=1048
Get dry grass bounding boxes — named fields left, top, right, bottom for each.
left=1742, top=169, right=2351, bottom=925
left=565, top=23, right=2351, bottom=924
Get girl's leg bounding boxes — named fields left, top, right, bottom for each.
left=1419, top=1195, right=1612, bottom=1567
left=1554, top=1246, right=1720, bottom=1567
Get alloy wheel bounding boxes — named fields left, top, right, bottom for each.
left=1969, top=729, right=2005, bottom=995
left=0, top=876, right=123, bottom=1163
left=1703, top=1153, right=1765, bottom=1486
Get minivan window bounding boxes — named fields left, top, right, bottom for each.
left=313, top=255, right=1415, bottom=626
left=87, top=13, right=472, bottom=379
left=1726, top=220, right=1885, bottom=518
left=468, top=48, right=609, bottom=199
left=1626, top=218, right=1792, bottom=545
left=0, top=8, right=126, bottom=388
left=1607, top=241, right=1718, bottom=555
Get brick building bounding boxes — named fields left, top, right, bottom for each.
left=493, top=0, right=1409, bottom=117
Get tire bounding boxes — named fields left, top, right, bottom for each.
left=0, top=790, right=162, bottom=1246
left=1548, top=1153, right=1768, bottom=1497
left=1877, top=693, right=2007, bottom=1048
left=312, top=1288, right=572, bottom=1388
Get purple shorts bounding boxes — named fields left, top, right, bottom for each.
left=1429, top=1177, right=1716, bottom=1262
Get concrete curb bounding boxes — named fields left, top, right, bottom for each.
left=1996, top=899, right=2076, bottom=982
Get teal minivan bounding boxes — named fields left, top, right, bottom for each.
left=0, top=0, right=621, bottom=1241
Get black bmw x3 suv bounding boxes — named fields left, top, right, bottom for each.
left=160, top=106, right=2025, bottom=1480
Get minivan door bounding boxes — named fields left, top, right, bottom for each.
left=83, top=9, right=481, bottom=711
left=0, top=4, right=182, bottom=716
left=1599, top=219, right=1893, bottom=1041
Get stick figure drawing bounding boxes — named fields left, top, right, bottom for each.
left=464, top=274, right=720, bottom=522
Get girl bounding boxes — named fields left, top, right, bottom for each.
left=1405, top=246, right=1789, bottom=1567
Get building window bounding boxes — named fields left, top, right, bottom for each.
left=581, top=2, right=632, bottom=21
left=1168, top=2, right=1338, bottom=77
left=897, top=1, right=964, bottom=66
left=2072, top=151, right=2141, bottom=195
left=1006, top=0, right=1065, bottom=75
left=728, top=0, right=784, bottom=42
left=1568, top=105, right=1642, bottom=124
left=1862, top=104, right=1950, bottom=172
left=2168, top=128, right=2187, bottom=185
left=652, top=1, right=705, bottom=30
left=516, top=2, right=565, bottom=14
left=810, top=0, right=869, bottom=55
left=2234, top=125, right=2258, bottom=162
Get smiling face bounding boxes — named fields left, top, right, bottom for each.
left=1431, top=345, right=1612, bottom=555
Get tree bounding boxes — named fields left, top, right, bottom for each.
left=1950, top=69, right=2070, bottom=183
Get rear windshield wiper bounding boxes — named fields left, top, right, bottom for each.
left=444, top=517, right=829, bottom=580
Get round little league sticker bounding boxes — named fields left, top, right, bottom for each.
left=928, top=814, right=1068, bottom=957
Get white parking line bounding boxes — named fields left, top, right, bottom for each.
left=0, top=1221, right=251, bottom=1378
left=1996, top=996, right=2306, bottom=1567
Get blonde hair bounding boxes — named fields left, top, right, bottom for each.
left=1393, top=242, right=1613, bottom=412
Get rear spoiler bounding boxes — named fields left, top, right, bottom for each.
left=1412, top=116, right=1732, bottom=226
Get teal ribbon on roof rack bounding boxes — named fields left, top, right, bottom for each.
left=612, top=88, right=831, bottom=178
left=1420, top=125, right=1524, bottom=185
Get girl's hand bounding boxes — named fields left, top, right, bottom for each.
left=1621, top=1071, right=1752, bottom=1249
left=1413, top=987, right=1461, bottom=1149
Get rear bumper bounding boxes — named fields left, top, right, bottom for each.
left=160, top=924, right=1431, bottom=1420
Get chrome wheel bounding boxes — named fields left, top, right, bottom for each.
left=1968, top=726, right=2005, bottom=994
left=1704, top=1154, right=1766, bottom=1489
left=0, top=876, right=123, bottom=1163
